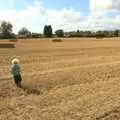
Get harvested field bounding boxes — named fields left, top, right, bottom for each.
left=1, top=38, right=120, bottom=120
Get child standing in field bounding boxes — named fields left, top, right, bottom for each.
left=11, top=58, right=22, bottom=88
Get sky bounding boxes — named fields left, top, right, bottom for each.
left=0, top=0, right=120, bottom=33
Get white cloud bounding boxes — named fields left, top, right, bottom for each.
left=0, top=1, right=84, bottom=33
left=0, top=0, right=120, bottom=33
left=90, top=0, right=120, bottom=12
left=111, top=0, right=120, bottom=10
left=45, top=8, right=84, bottom=31
left=90, top=0, right=112, bottom=12
left=88, top=0, right=120, bottom=30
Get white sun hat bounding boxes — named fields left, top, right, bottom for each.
left=12, top=58, right=20, bottom=64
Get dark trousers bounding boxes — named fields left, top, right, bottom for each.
left=13, top=75, right=22, bottom=87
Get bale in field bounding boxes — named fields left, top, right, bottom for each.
left=0, top=43, right=15, bottom=48
left=52, top=39, right=62, bottom=42
left=9, top=39, right=18, bottom=42
left=96, top=36, right=104, bottom=39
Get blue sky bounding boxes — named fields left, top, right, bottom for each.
left=0, top=0, right=120, bottom=33
left=43, top=0, right=90, bottom=15
left=0, top=0, right=90, bottom=15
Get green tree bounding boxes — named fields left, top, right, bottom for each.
left=114, top=30, right=119, bottom=37
left=0, top=21, right=14, bottom=38
left=76, top=30, right=80, bottom=33
left=43, top=25, right=53, bottom=37
left=55, top=29, right=64, bottom=37
left=18, top=27, right=31, bottom=37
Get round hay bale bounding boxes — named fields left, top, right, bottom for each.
left=9, top=39, right=18, bottom=42
left=52, top=39, right=62, bottom=42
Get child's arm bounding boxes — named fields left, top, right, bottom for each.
left=19, top=66, right=22, bottom=73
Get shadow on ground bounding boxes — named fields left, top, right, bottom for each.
left=21, top=83, right=41, bottom=95
left=96, top=107, right=120, bottom=120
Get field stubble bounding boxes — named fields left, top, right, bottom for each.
left=1, top=38, right=120, bottom=120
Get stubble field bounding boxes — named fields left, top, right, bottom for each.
left=0, top=38, right=120, bottom=120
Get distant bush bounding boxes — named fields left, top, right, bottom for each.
left=31, top=33, right=41, bottom=38
left=55, top=29, right=64, bottom=37
left=67, top=31, right=94, bottom=38
left=0, top=33, right=16, bottom=39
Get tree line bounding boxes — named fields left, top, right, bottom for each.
left=0, top=20, right=120, bottom=39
